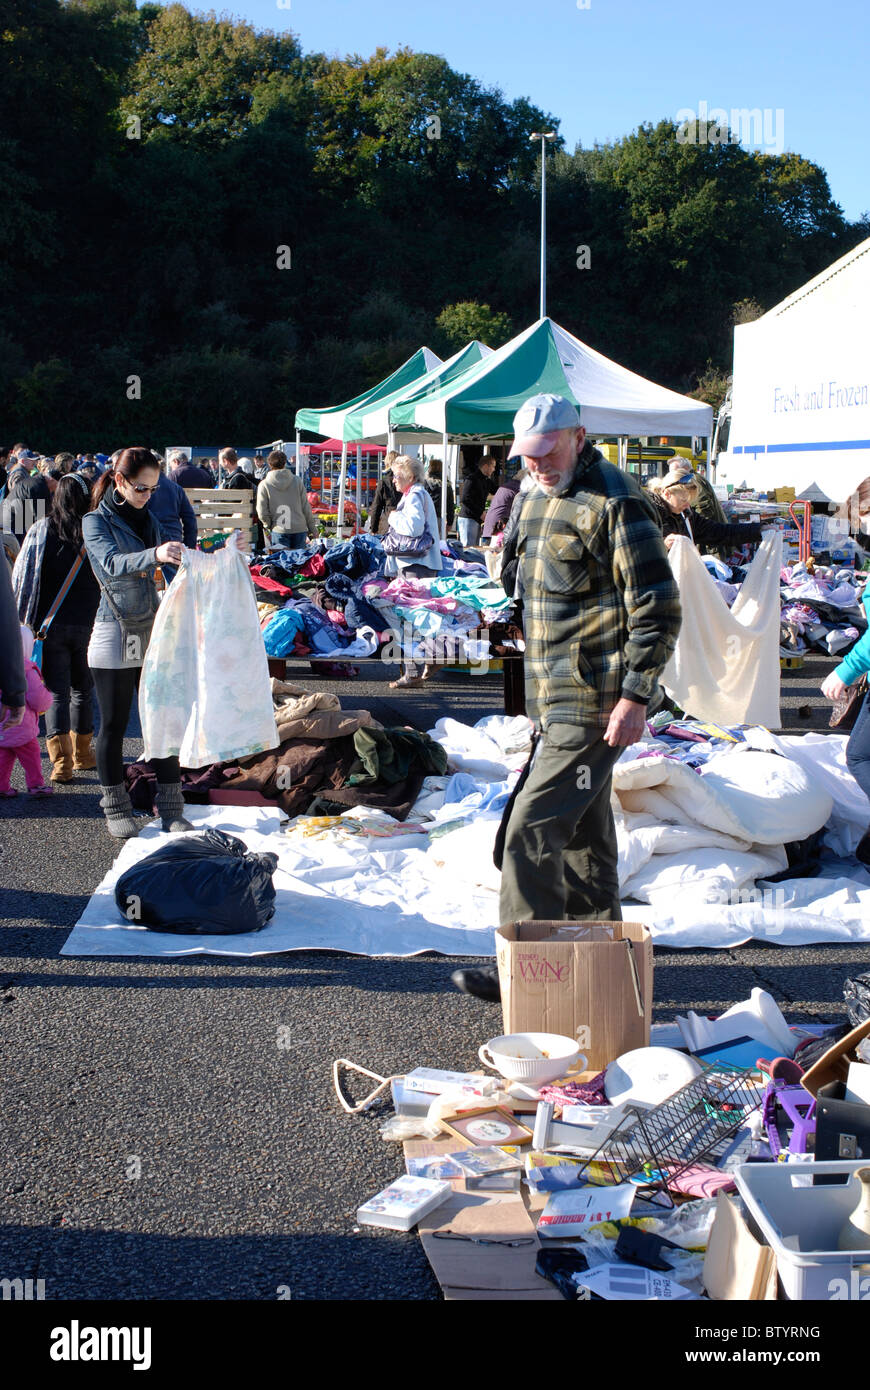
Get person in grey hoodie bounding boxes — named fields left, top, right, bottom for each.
left=256, top=450, right=318, bottom=550
left=0, top=544, right=26, bottom=730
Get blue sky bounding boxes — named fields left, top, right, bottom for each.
left=153, top=0, right=869, bottom=221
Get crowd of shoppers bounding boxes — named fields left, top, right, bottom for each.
left=3, top=425, right=867, bottom=917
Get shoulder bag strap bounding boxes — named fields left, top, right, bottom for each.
left=93, top=570, right=126, bottom=625
left=36, top=546, right=86, bottom=639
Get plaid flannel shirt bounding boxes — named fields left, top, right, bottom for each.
left=516, top=444, right=681, bottom=730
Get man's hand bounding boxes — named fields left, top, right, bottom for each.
left=0, top=703, right=25, bottom=729
left=604, top=698, right=647, bottom=748
left=664, top=534, right=677, bottom=551
left=821, top=671, right=849, bottom=702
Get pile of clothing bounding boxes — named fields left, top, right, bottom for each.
left=125, top=678, right=447, bottom=821
left=248, top=535, right=511, bottom=667
left=778, top=562, right=866, bottom=657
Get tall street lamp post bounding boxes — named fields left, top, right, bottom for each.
left=529, top=130, right=557, bottom=319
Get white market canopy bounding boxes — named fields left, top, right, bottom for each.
left=294, top=345, right=442, bottom=443
left=387, top=317, right=714, bottom=440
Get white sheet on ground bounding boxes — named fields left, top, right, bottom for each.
left=662, top=531, right=782, bottom=726
left=60, top=719, right=870, bottom=958
left=60, top=805, right=501, bottom=958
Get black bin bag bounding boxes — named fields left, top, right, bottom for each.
left=115, top=829, right=279, bottom=935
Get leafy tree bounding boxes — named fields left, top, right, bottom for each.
left=304, top=47, right=554, bottom=209
left=435, top=303, right=514, bottom=353
left=127, top=5, right=303, bottom=144
left=689, top=362, right=731, bottom=412
left=1, top=6, right=861, bottom=447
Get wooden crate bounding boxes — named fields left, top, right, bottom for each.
left=184, top=489, right=255, bottom=548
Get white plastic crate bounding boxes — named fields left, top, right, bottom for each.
left=735, top=1161, right=870, bottom=1301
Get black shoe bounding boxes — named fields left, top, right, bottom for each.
left=451, top=966, right=501, bottom=1001
left=856, top=829, right=870, bottom=866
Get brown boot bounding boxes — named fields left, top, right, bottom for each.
left=46, top=733, right=74, bottom=783
left=71, top=730, right=97, bottom=771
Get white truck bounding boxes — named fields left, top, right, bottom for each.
left=713, top=236, right=870, bottom=504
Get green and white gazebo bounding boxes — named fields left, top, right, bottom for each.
left=294, top=346, right=443, bottom=528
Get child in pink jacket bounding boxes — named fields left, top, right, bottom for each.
left=0, top=626, right=53, bottom=796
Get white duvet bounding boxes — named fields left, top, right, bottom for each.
left=613, top=744, right=831, bottom=902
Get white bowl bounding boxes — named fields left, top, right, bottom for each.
left=479, top=1032, right=587, bottom=1086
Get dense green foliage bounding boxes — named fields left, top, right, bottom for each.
left=1, top=0, right=865, bottom=448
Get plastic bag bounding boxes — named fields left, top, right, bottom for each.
left=645, top=1197, right=719, bottom=1250
left=140, top=545, right=279, bottom=767
left=578, top=1225, right=702, bottom=1289
left=378, top=1112, right=442, bottom=1142
left=115, top=829, right=278, bottom=935
left=844, top=971, right=870, bottom=1027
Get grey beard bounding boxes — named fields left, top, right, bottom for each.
left=535, top=474, right=574, bottom=497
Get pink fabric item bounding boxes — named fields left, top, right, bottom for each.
left=537, top=1072, right=609, bottom=1108
left=379, top=578, right=463, bottom=614
left=0, top=658, right=53, bottom=748
left=664, top=1165, right=736, bottom=1198
left=0, top=739, right=46, bottom=791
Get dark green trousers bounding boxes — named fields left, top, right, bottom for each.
left=498, top=723, right=623, bottom=927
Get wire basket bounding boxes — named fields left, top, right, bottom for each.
left=575, top=1066, right=764, bottom=1197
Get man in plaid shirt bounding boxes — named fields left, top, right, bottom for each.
left=454, top=394, right=681, bottom=1001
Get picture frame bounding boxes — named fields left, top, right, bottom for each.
left=439, top=1106, right=534, bottom=1148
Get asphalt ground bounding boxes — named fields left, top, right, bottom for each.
left=1, top=649, right=868, bottom=1302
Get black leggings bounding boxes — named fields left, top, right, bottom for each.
left=40, top=623, right=94, bottom=737
left=91, top=666, right=180, bottom=788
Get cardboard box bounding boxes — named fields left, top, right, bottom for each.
left=800, top=1018, right=870, bottom=1098
left=703, top=1191, right=777, bottom=1301
left=495, top=921, right=653, bottom=1073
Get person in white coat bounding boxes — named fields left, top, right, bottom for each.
left=384, top=455, right=443, bottom=688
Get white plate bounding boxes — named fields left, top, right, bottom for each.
left=604, top=1047, right=703, bottom=1107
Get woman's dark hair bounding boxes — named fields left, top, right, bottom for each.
left=49, top=474, right=93, bottom=547
left=91, top=447, right=160, bottom=507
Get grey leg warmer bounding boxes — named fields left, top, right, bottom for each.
left=99, top=784, right=140, bottom=840
left=155, top=782, right=195, bottom=833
